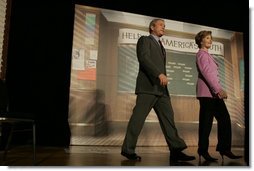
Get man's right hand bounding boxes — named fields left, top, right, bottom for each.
left=158, top=74, right=168, bottom=86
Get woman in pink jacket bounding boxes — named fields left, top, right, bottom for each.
left=195, top=30, right=242, bottom=162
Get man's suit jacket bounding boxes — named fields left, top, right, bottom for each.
left=135, top=35, right=168, bottom=96
left=196, top=49, right=222, bottom=98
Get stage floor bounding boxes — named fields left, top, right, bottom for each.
left=1, top=145, right=247, bottom=166
left=1, top=122, right=246, bottom=166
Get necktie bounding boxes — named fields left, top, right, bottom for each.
left=158, top=40, right=166, bottom=57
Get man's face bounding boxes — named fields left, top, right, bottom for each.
left=151, top=20, right=165, bottom=37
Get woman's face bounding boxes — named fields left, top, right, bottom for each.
left=201, top=34, right=212, bottom=49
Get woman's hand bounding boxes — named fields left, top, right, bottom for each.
left=217, top=90, right=228, bottom=99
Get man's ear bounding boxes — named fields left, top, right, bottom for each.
left=150, top=26, right=154, bottom=31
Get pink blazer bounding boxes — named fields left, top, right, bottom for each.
left=196, top=49, right=222, bottom=98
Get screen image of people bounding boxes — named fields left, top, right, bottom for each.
left=68, top=5, right=245, bottom=162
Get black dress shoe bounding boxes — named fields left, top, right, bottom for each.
left=121, top=151, right=141, bottom=161
left=170, top=151, right=196, bottom=162
left=219, top=151, right=242, bottom=160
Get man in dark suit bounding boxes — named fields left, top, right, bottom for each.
left=121, top=18, right=195, bottom=162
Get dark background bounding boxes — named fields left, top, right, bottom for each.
left=4, top=0, right=249, bottom=162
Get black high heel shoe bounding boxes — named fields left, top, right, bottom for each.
left=198, top=152, right=218, bottom=161
left=219, top=151, right=242, bottom=160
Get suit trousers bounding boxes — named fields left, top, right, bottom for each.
left=198, top=97, right=232, bottom=153
left=121, top=93, right=187, bottom=154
